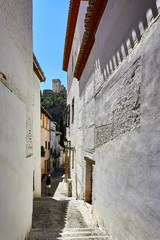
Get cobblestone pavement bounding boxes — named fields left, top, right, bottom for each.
left=25, top=168, right=111, bottom=240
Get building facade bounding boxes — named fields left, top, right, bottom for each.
left=52, top=78, right=67, bottom=93
left=41, top=106, right=51, bottom=177
left=63, top=1, right=160, bottom=240
left=50, top=121, right=57, bottom=173
left=43, top=89, right=54, bottom=97
left=0, top=0, right=42, bottom=239
left=33, top=54, right=46, bottom=198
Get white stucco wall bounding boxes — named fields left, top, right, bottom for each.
left=67, top=0, right=160, bottom=239
left=0, top=0, right=34, bottom=239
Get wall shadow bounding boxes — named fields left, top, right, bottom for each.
left=30, top=198, right=69, bottom=240
left=26, top=168, right=68, bottom=240
left=79, top=0, right=159, bottom=96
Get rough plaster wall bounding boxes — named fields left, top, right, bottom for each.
left=92, top=1, right=160, bottom=240
left=67, top=0, right=160, bottom=239
left=0, top=0, right=34, bottom=239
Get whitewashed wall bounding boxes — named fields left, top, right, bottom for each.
left=67, top=0, right=89, bottom=199
left=0, top=0, right=34, bottom=239
left=67, top=0, right=160, bottom=239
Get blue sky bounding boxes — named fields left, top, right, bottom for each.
left=33, top=0, right=70, bottom=92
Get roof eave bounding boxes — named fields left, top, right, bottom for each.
left=33, top=53, right=46, bottom=82
left=74, top=0, right=109, bottom=80
left=63, top=0, right=81, bottom=72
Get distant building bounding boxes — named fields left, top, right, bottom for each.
left=33, top=53, right=46, bottom=198
left=55, top=131, right=62, bottom=169
left=61, top=84, right=67, bottom=94
left=52, top=79, right=61, bottom=93
left=43, top=89, right=54, bottom=97
left=41, top=106, right=52, bottom=177
left=52, top=79, right=67, bottom=93
left=50, top=121, right=57, bottom=173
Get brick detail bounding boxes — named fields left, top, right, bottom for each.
left=96, top=58, right=141, bottom=147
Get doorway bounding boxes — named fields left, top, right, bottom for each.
left=84, top=157, right=95, bottom=204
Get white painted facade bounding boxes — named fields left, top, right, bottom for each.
left=0, top=0, right=41, bottom=239
left=66, top=0, right=160, bottom=239
left=50, top=121, right=57, bottom=173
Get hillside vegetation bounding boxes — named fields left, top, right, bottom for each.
left=41, top=92, right=66, bottom=109
left=41, top=92, right=66, bottom=128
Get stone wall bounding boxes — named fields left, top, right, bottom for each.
left=67, top=0, right=160, bottom=239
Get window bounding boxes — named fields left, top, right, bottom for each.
left=72, top=97, right=74, bottom=124
left=72, top=150, right=74, bottom=169
left=66, top=104, right=70, bottom=127
left=41, top=146, right=45, bottom=157
left=33, top=170, right=35, bottom=191
left=48, top=142, right=50, bottom=150
left=45, top=141, right=47, bottom=149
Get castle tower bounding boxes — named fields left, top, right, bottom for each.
left=52, top=79, right=61, bottom=93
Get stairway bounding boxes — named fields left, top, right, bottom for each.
left=25, top=170, right=111, bottom=240
left=25, top=227, right=110, bottom=240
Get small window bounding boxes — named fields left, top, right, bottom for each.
left=72, top=150, right=74, bottom=169
left=66, top=104, right=70, bottom=127
left=33, top=170, right=35, bottom=191
left=45, top=141, right=47, bottom=149
left=41, top=146, right=45, bottom=157
left=48, top=142, right=50, bottom=150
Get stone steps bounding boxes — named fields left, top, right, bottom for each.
left=25, top=227, right=110, bottom=240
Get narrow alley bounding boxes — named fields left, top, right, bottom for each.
left=25, top=168, right=110, bottom=240
left=1, top=0, right=160, bottom=239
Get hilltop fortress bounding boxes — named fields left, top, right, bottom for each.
left=43, top=79, right=66, bottom=97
